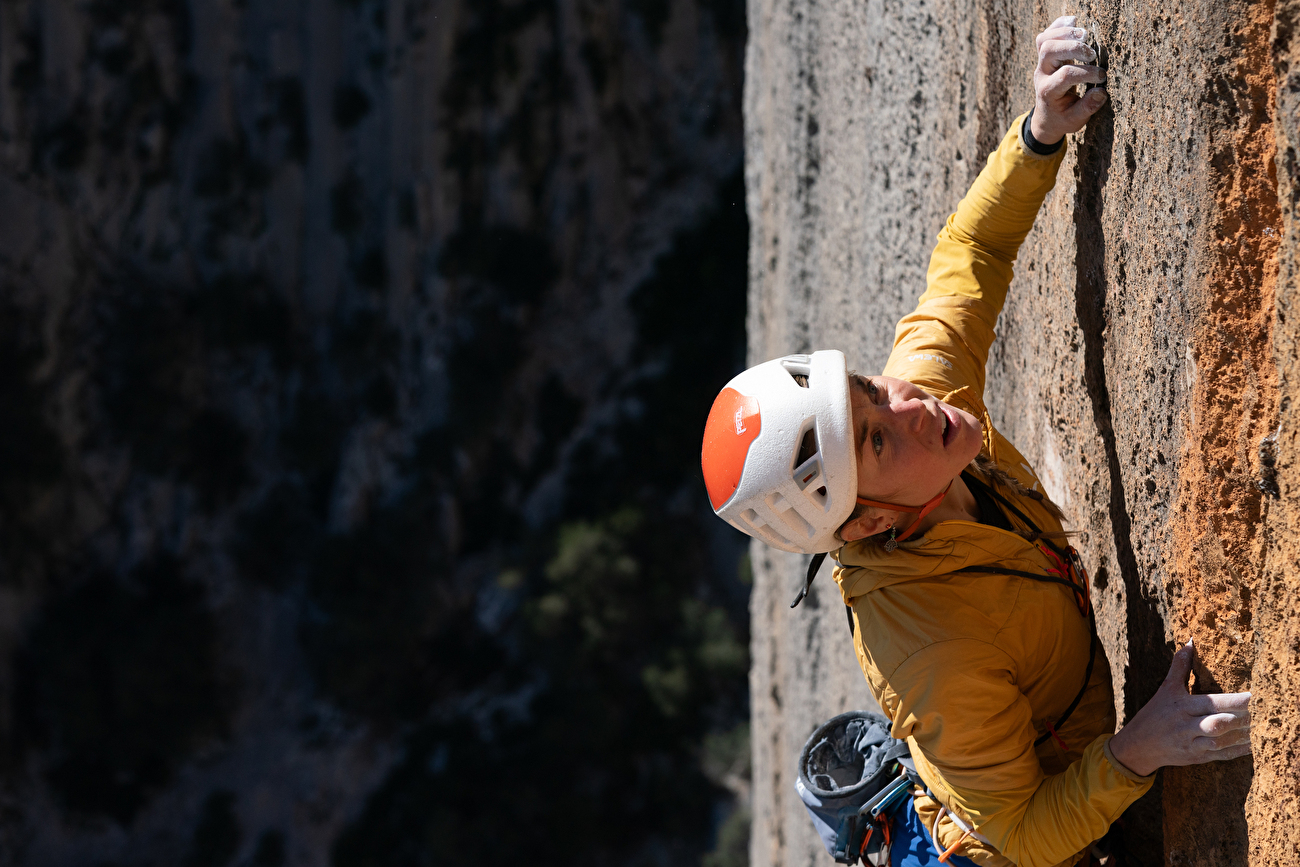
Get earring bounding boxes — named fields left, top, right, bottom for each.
left=883, top=526, right=898, bottom=553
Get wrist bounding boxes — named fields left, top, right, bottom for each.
left=1028, top=108, right=1064, bottom=148
left=1020, top=108, right=1064, bottom=158
left=1107, top=728, right=1157, bottom=778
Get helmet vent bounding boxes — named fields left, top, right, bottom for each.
left=805, top=484, right=828, bottom=508
left=793, top=424, right=824, bottom=504
left=741, top=508, right=786, bottom=547
left=780, top=356, right=812, bottom=384
left=766, top=493, right=814, bottom=539
left=795, top=427, right=818, bottom=467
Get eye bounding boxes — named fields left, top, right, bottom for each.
left=866, top=378, right=879, bottom=399
left=872, top=430, right=883, bottom=455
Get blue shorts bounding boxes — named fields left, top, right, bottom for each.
left=889, top=797, right=979, bottom=867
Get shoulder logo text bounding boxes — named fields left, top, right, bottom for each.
left=906, top=353, right=953, bottom=370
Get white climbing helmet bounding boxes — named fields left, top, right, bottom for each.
left=701, top=351, right=857, bottom=554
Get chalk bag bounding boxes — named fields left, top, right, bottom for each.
left=795, top=710, right=913, bottom=866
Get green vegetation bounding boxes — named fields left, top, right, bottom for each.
left=333, top=509, right=746, bottom=867
left=330, top=167, right=751, bottom=866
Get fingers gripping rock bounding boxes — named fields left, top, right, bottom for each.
left=1085, top=21, right=1110, bottom=84
left=1109, top=638, right=1254, bottom=775
left=1030, top=17, right=1108, bottom=142
left=1164, top=639, right=1195, bottom=689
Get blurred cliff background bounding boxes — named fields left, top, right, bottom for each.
left=0, top=1, right=752, bottom=864
left=746, top=2, right=1300, bottom=865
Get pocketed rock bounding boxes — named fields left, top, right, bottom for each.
left=746, top=1, right=1298, bottom=864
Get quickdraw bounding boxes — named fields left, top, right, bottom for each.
left=856, top=811, right=893, bottom=867
left=848, top=774, right=911, bottom=866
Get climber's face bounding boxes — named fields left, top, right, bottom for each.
left=849, top=375, right=983, bottom=506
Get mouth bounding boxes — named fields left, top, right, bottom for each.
left=940, top=406, right=953, bottom=447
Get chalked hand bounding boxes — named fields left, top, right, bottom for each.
left=1107, top=638, right=1253, bottom=778
left=1030, top=15, right=1108, bottom=145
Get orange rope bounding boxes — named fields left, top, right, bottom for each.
left=938, top=828, right=972, bottom=864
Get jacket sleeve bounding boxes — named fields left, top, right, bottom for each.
left=891, top=641, right=1154, bottom=867
left=882, top=112, right=1066, bottom=409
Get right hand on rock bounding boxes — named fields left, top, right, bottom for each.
left=1107, top=639, right=1252, bottom=778
left=1030, top=15, right=1108, bottom=144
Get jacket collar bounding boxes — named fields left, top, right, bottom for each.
left=830, top=519, right=1047, bottom=604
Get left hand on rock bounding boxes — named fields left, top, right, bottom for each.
left=1107, top=639, right=1252, bottom=777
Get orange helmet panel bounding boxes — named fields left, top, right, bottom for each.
left=702, top=387, right=762, bottom=510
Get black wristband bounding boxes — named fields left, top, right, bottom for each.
left=1022, top=108, right=1064, bottom=156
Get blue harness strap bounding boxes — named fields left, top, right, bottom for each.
left=888, top=798, right=979, bottom=867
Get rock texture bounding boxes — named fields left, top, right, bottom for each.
left=746, top=1, right=1298, bottom=864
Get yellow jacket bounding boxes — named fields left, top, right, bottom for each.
left=831, top=115, right=1154, bottom=867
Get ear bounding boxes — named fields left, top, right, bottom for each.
left=838, top=510, right=899, bottom=543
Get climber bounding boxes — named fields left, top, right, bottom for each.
left=700, top=14, right=1252, bottom=867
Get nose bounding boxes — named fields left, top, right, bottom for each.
left=885, top=396, right=929, bottom=434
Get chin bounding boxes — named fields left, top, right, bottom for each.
left=958, top=415, right=984, bottom=462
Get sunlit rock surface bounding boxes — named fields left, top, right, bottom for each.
left=746, top=1, right=1298, bottom=864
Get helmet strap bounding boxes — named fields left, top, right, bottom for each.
left=856, top=480, right=953, bottom=545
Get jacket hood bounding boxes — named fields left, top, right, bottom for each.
left=831, top=519, right=1051, bottom=605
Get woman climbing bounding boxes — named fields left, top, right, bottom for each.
left=700, top=15, right=1252, bottom=867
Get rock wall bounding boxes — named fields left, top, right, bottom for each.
left=745, top=1, right=1299, bottom=864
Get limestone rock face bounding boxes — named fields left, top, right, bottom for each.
left=746, top=1, right=1298, bottom=864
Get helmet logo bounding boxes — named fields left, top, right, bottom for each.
left=702, top=388, right=762, bottom=510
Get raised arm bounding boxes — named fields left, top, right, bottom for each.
left=882, top=16, right=1107, bottom=408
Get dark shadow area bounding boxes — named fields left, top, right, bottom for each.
left=331, top=170, right=752, bottom=867
left=0, top=0, right=751, bottom=861
left=1072, top=100, right=1170, bottom=863
left=14, top=556, right=229, bottom=825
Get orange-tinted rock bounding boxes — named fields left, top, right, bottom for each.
left=747, top=1, right=1298, bottom=864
